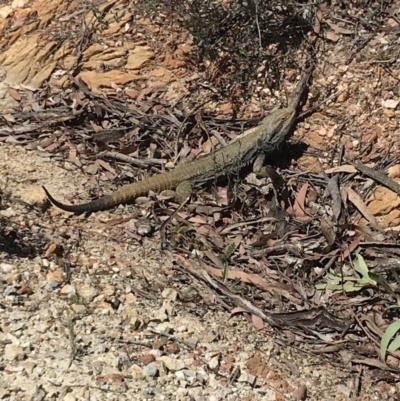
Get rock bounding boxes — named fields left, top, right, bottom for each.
left=46, top=268, right=65, bottom=287
left=155, top=322, right=174, bottom=333
left=130, top=364, right=144, bottom=380
left=21, top=361, right=36, bottom=374
left=63, top=393, right=76, bottom=401
left=238, top=371, right=256, bottom=386
left=71, top=304, right=86, bottom=314
left=48, top=280, right=60, bottom=289
left=142, top=362, right=159, bottom=378
left=20, top=186, right=47, bottom=206
left=4, top=344, right=25, bottom=361
left=102, top=284, right=115, bottom=297
left=126, top=46, right=154, bottom=70
left=208, top=355, right=220, bottom=370
left=383, top=99, right=399, bottom=109
left=139, top=353, right=155, bottom=365
left=196, top=371, right=208, bottom=384
left=0, top=263, right=14, bottom=273
left=60, top=285, right=75, bottom=296
left=78, top=286, right=98, bottom=302
left=158, top=356, right=185, bottom=372
left=175, top=370, right=185, bottom=380
left=0, top=388, right=9, bottom=398
left=4, top=286, right=16, bottom=296
left=0, top=208, right=16, bottom=218
left=182, top=369, right=197, bottom=385
left=161, top=288, right=178, bottom=300
left=165, top=343, right=180, bottom=354
left=292, top=384, right=308, bottom=400
left=130, top=315, right=145, bottom=330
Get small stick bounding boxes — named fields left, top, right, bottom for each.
left=289, top=56, right=315, bottom=111
left=354, top=161, right=400, bottom=196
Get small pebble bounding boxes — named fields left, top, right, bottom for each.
left=143, top=362, right=159, bottom=378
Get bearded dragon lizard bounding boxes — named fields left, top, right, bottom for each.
left=43, top=61, right=313, bottom=214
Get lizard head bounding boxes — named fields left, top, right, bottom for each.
left=263, top=108, right=297, bottom=148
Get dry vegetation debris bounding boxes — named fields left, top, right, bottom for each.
left=1, top=0, right=400, bottom=400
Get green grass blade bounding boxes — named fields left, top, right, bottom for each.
left=380, top=321, right=400, bottom=360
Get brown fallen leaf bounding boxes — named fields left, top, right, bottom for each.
left=314, top=2, right=330, bottom=35
left=17, top=283, right=34, bottom=296
left=201, top=262, right=294, bottom=299
left=230, top=308, right=263, bottom=329
left=327, top=174, right=342, bottom=221
left=203, top=263, right=271, bottom=290
left=105, top=216, right=132, bottom=226
left=61, top=134, right=77, bottom=156
left=351, top=358, right=396, bottom=371
left=85, top=161, right=100, bottom=175
left=188, top=216, right=209, bottom=225
left=44, top=140, right=63, bottom=153
left=230, top=307, right=248, bottom=316
left=326, top=20, right=353, bottom=34
left=293, top=183, right=309, bottom=217
left=8, top=87, right=21, bottom=101
left=326, top=31, right=340, bottom=42
left=96, top=373, right=124, bottom=386
left=388, top=164, right=400, bottom=178
left=97, top=159, right=117, bottom=176
left=45, top=243, right=58, bottom=257
left=325, top=165, right=357, bottom=174
left=345, top=186, right=379, bottom=229
left=339, top=235, right=363, bottom=261
left=252, top=314, right=264, bottom=330
left=320, top=217, right=335, bottom=247
left=292, top=384, right=307, bottom=401
left=245, top=354, right=270, bottom=378
left=21, top=186, right=47, bottom=206
left=313, top=4, right=323, bottom=34
left=2, top=113, right=16, bottom=122
left=201, top=136, right=219, bottom=154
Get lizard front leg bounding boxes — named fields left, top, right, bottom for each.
left=253, top=154, right=285, bottom=188
left=160, top=180, right=193, bottom=203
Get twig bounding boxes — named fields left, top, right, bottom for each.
left=117, top=339, right=153, bottom=347
left=254, top=0, right=262, bottom=53
left=173, top=100, right=211, bottom=164
left=99, top=150, right=166, bottom=168
left=298, top=89, right=344, bottom=119
left=289, top=56, right=315, bottom=110
left=354, top=161, right=400, bottom=196
left=147, top=328, right=196, bottom=349
left=160, top=195, right=191, bottom=250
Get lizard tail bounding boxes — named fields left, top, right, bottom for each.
left=42, top=173, right=178, bottom=214
left=42, top=186, right=118, bottom=214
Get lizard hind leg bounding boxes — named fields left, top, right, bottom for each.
left=172, top=180, right=193, bottom=203
left=159, top=181, right=193, bottom=203
left=252, top=153, right=266, bottom=176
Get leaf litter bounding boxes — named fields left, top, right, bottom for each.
left=1, top=0, right=400, bottom=399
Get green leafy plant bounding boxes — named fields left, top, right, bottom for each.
left=228, top=278, right=247, bottom=294
left=316, top=252, right=400, bottom=361
left=170, top=224, right=195, bottom=245
left=316, top=253, right=376, bottom=292
left=68, top=293, right=89, bottom=307
left=381, top=321, right=400, bottom=360
left=317, top=253, right=400, bottom=304
left=220, top=242, right=236, bottom=283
